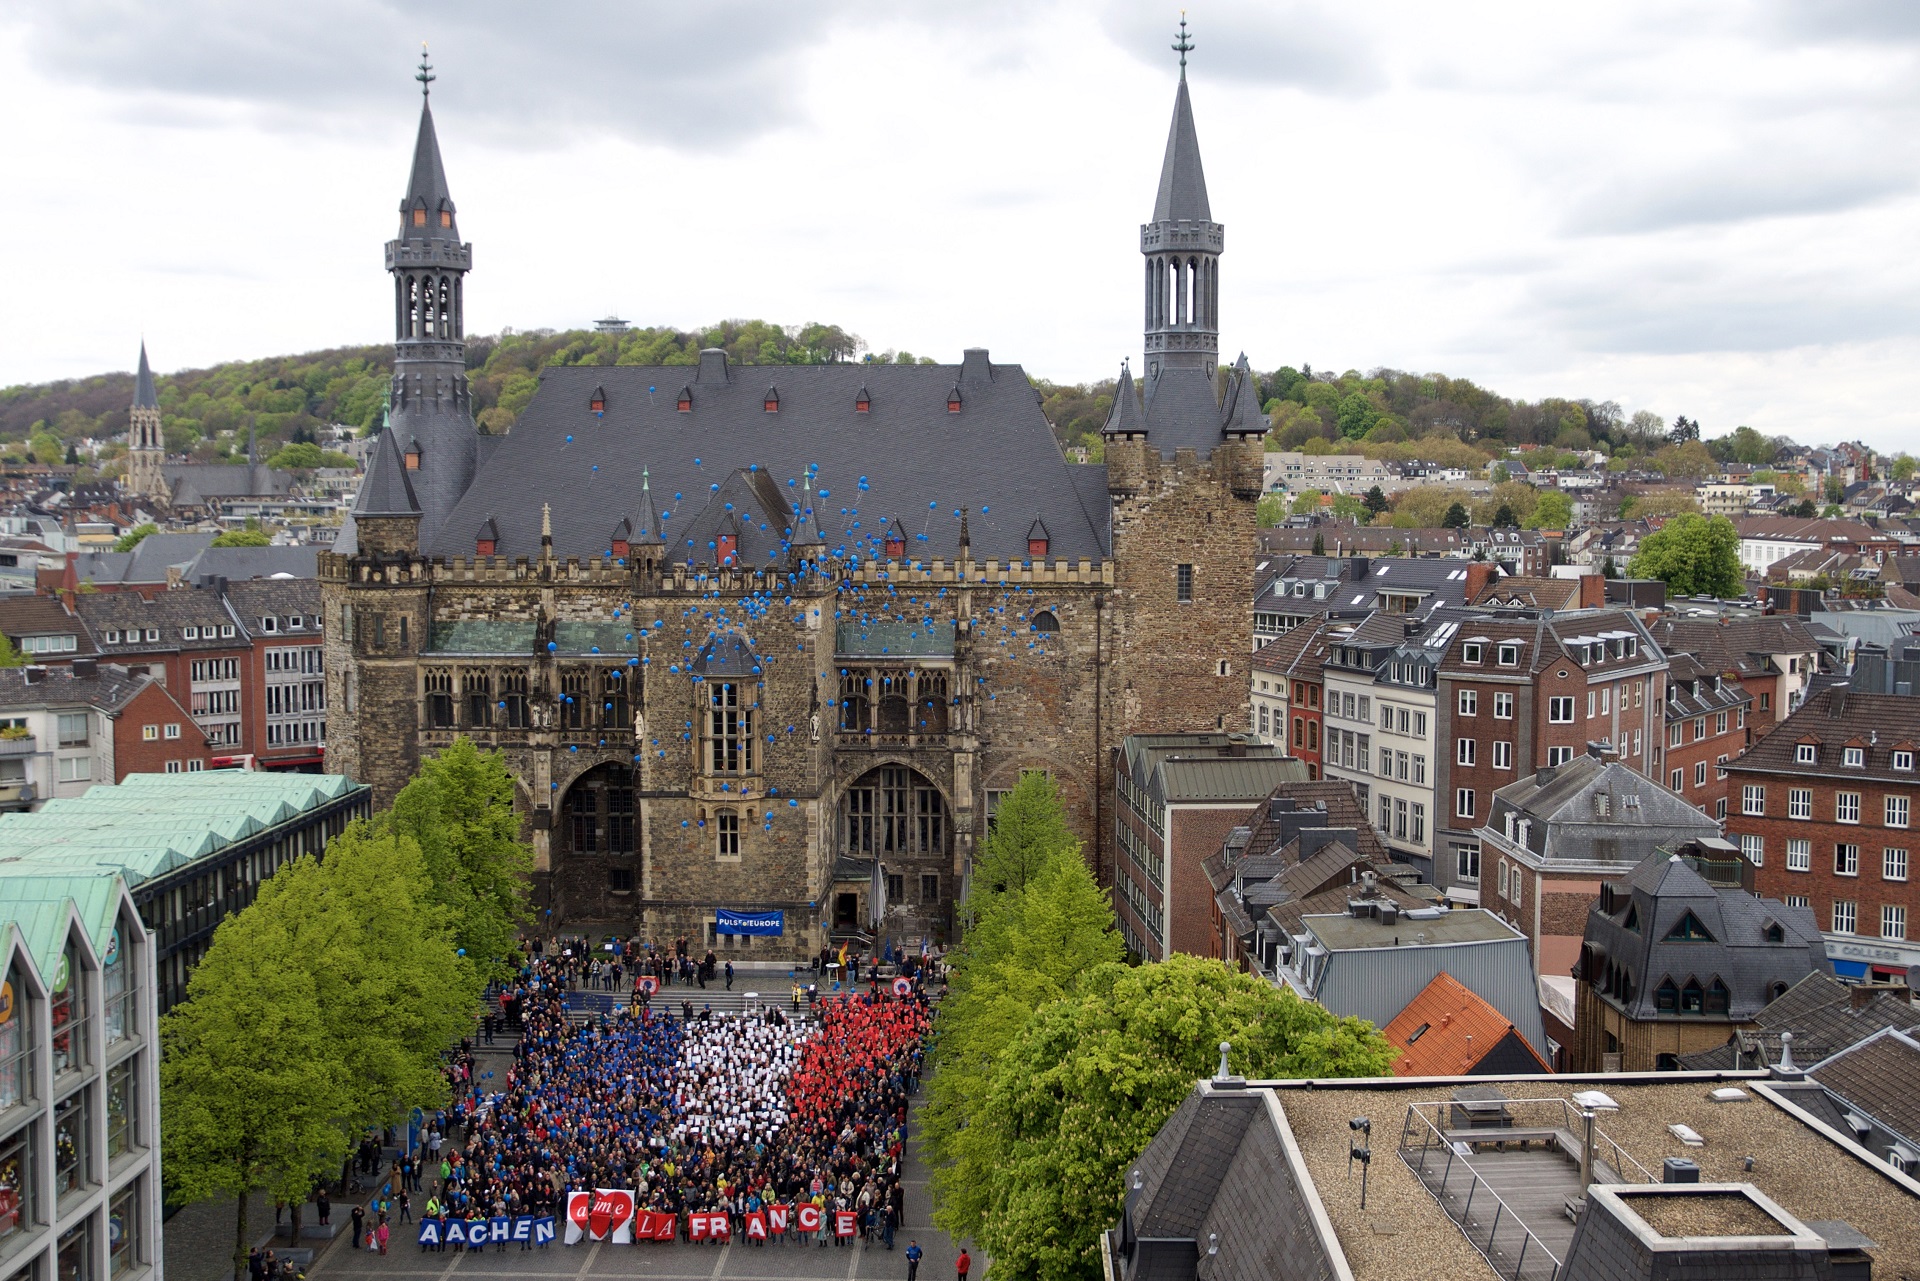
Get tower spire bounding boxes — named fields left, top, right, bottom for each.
left=1172, top=12, right=1192, bottom=80
left=126, top=341, right=166, bottom=502
left=416, top=43, right=435, bottom=99
left=1141, top=44, right=1222, bottom=383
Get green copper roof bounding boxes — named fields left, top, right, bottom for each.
left=0, top=772, right=365, bottom=891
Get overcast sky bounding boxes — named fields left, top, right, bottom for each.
left=4, top=1, right=1919, bottom=450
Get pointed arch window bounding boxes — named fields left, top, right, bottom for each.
left=412, top=206, right=427, bottom=227
left=946, top=387, right=963, bottom=413
left=855, top=388, right=871, bottom=414
left=1704, top=978, right=1730, bottom=1015
left=1655, top=978, right=1679, bottom=1012
left=764, top=388, right=780, bottom=414
left=1680, top=978, right=1704, bottom=1014
left=677, top=386, right=693, bottom=413
left=1664, top=911, right=1714, bottom=942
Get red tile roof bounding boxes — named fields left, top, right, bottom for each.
left=1381, top=971, right=1552, bottom=1077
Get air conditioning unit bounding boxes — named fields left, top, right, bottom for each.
left=1601, top=1052, right=1624, bottom=1073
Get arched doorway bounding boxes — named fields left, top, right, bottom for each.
left=560, top=762, right=635, bottom=857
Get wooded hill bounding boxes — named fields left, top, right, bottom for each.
left=0, top=327, right=1845, bottom=476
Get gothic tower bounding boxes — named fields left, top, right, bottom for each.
left=385, top=47, right=478, bottom=546
left=126, top=342, right=167, bottom=502
left=1141, top=18, right=1222, bottom=382
left=1101, top=23, right=1261, bottom=767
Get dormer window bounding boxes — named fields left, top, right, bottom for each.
left=475, top=517, right=499, bottom=559
left=677, top=386, right=692, bottom=412
left=1463, top=641, right=1484, bottom=664
left=412, top=207, right=427, bottom=227
left=855, top=388, right=871, bottom=414
left=260, top=616, right=277, bottom=634
left=1844, top=746, right=1865, bottom=767
left=439, top=209, right=452, bottom=228
left=947, top=387, right=963, bottom=414
left=611, top=520, right=632, bottom=559
left=1497, top=642, right=1520, bottom=666
left=884, top=534, right=905, bottom=559
left=1896, top=750, right=1915, bottom=772
left=717, top=534, right=737, bottom=565
left=1027, top=520, right=1050, bottom=560
left=183, top=627, right=198, bottom=640
left=404, top=440, right=423, bottom=470
left=589, top=387, right=606, bottom=414
left=763, top=388, right=780, bottom=414
left=1796, top=743, right=1818, bottom=765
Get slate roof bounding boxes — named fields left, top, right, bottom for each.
left=1808, top=1027, right=1920, bottom=1149
left=75, top=591, right=242, bottom=654
left=1674, top=971, right=1920, bottom=1070
left=162, top=462, right=293, bottom=507
left=1118, top=734, right=1302, bottom=808
left=400, top=99, right=457, bottom=236
left=1151, top=75, right=1211, bottom=223
left=1647, top=616, right=1823, bottom=681
left=1583, top=854, right=1830, bottom=1022
left=1483, top=754, right=1720, bottom=867
left=426, top=356, right=1110, bottom=564
left=189, top=545, right=319, bottom=582
left=1470, top=574, right=1580, bottom=610
left=0, top=597, right=95, bottom=657
left=133, top=342, right=158, bottom=409
left=67, top=532, right=216, bottom=589
left=1725, top=686, right=1919, bottom=783
left=220, top=579, right=322, bottom=632
left=355, top=427, right=422, bottom=518
left=0, top=663, right=151, bottom=714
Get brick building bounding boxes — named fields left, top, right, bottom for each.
left=224, top=580, right=327, bottom=770
left=1646, top=615, right=1823, bottom=737
left=1726, top=686, right=1920, bottom=983
left=0, top=662, right=208, bottom=809
left=1248, top=616, right=1332, bottom=774
left=0, top=597, right=96, bottom=666
left=1572, top=851, right=1829, bottom=1072
left=1659, top=651, right=1752, bottom=820
left=1433, top=609, right=1667, bottom=906
left=1113, top=734, right=1304, bottom=959
left=324, top=58, right=1266, bottom=954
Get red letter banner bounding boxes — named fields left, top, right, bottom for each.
left=565, top=1191, right=591, bottom=1245
left=835, top=1211, right=857, bottom=1238
left=797, top=1204, right=822, bottom=1233
left=768, top=1204, right=789, bottom=1235
left=707, top=1213, right=732, bottom=1242
left=745, top=1211, right=768, bottom=1241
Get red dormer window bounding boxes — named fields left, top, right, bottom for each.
left=884, top=535, right=905, bottom=558
left=612, top=538, right=630, bottom=558
left=856, top=391, right=871, bottom=414
left=412, top=207, right=427, bottom=227
left=476, top=537, right=496, bottom=557
left=404, top=444, right=422, bottom=471
left=717, top=534, right=737, bottom=565
left=590, top=397, right=605, bottom=413
left=946, top=392, right=962, bottom=414
left=764, top=392, right=780, bottom=414
left=440, top=210, right=452, bottom=228
left=1029, top=536, right=1049, bottom=559
left=677, top=390, right=692, bottom=412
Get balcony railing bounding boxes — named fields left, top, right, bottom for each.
left=0, top=736, right=33, bottom=758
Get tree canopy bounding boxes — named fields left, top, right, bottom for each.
left=113, top=522, right=158, bottom=553
left=1628, top=512, right=1744, bottom=598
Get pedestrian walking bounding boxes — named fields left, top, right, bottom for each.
left=725, top=960, right=734, bottom=990
left=398, top=1189, right=412, bottom=1223
left=906, top=1240, right=922, bottom=1281
left=376, top=1215, right=390, bottom=1255
left=350, top=1205, right=365, bottom=1251
left=956, top=1248, right=971, bottom=1281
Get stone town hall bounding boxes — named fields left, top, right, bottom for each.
left=323, top=40, right=1264, bottom=955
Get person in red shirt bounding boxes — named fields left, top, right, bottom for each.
left=956, top=1248, right=971, bottom=1281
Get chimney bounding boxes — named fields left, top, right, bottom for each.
left=1578, top=574, right=1605, bottom=610
left=1465, top=561, right=1498, bottom=601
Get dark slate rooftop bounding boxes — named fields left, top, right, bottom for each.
left=427, top=354, right=1111, bottom=564
left=1676, top=971, right=1920, bottom=1070
left=1152, top=75, right=1211, bottom=224
left=133, top=342, right=158, bottom=410
left=1809, top=1026, right=1920, bottom=1150
left=0, top=663, right=151, bottom=714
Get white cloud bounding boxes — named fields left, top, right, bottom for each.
left=2, top=0, right=1919, bottom=449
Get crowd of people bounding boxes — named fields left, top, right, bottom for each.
left=410, top=943, right=930, bottom=1251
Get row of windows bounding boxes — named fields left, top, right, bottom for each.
left=1764, top=837, right=1908, bottom=881
left=190, top=690, right=239, bottom=716
left=1376, top=703, right=1428, bottom=738
left=17, top=635, right=77, bottom=654
left=1794, top=743, right=1916, bottom=771
left=137, top=724, right=182, bottom=742
left=189, top=659, right=240, bottom=683
left=1669, top=709, right=1743, bottom=745
left=265, top=681, right=325, bottom=717
left=1460, top=640, right=1523, bottom=666
left=1381, top=748, right=1430, bottom=784
left=1326, top=728, right=1369, bottom=774
left=1745, top=786, right=1911, bottom=826
left=1376, top=794, right=1427, bottom=845
left=1456, top=690, right=1516, bottom=719
left=161, top=760, right=207, bottom=774
left=1828, top=901, right=1906, bottom=939
left=1326, top=691, right=1370, bottom=723
left=265, top=645, right=324, bottom=674
left=264, top=720, right=323, bottom=747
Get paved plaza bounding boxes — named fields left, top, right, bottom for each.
left=301, top=1090, right=974, bottom=1281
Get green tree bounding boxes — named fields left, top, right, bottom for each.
left=209, top=529, right=272, bottom=547
left=113, top=523, right=159, bottom=553
left=1310, top=530, right=1325, bottom=555
left=382, top=737, right=534, bottom=983
left=1335, top=392, right=1379, bottom=439
left=1361, top=485, right=1389, bottom=517
left=1255, top=494, right=1286, bottom=528
left=1891, top=455, right=1917, bottom=483
left=1491, top=503, right=1518, bottom=528
left=1601, top=555, right=1618, bottom=579
left=1530, top=490, right=1574, bottom=529
left=950, top=955, right=1395, bottom=1281
left=1441, top=501, right=1470, bottom=529
left=968, top=770, right=1078, bottom=901
left=161, top=903, right=352, bottom=1281
left=255, top=824, right=480, bottom=1131
left=1628, top=512, right=1743, bottom=598
left=1489, top=462, right=1510, bottom=485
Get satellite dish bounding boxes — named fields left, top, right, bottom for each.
left=1906, top=964, right=1920, bottom=990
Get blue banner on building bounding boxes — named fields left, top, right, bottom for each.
left=716, top=910, right=784, bottom=936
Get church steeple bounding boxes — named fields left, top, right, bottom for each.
left=126, top=341, right=166, bottom=501
left=1142, top=18, right=1222, bottom=381
left=380, top=44, right=478, bottom=547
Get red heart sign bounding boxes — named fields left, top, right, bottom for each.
left=589, top=1189, right=634, bottom=1241
left=567, top=1192, right=591, bottom=1229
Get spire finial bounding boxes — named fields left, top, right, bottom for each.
left=642, top=466, right=651, bottom=491
left=1172, top=12, right=1192, bottom=78
left=416, top=43, right=435, bottom=99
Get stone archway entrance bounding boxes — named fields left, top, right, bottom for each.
left=559, top=761, right=636, bottom=857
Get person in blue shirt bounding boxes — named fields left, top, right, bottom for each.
left=906, top=1240, right=922, bottom=1281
